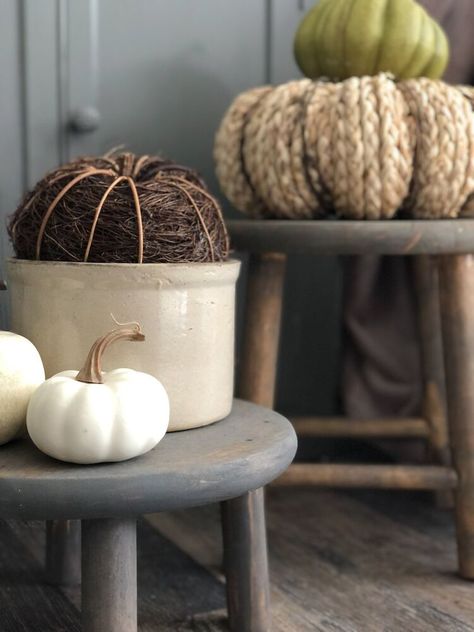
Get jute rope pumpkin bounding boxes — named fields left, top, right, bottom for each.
left=214, top=75, right=474, bottom=220
left=9, top=151, right=229, bottom=263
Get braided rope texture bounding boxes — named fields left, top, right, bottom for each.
left=214, top=74, right=474, bottom=220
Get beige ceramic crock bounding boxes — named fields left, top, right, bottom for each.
left=7, top=258, right=240, bottom=431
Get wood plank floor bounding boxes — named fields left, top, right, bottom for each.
left=0, top=519, right=225, bottom=631
left=150, top=488, right=474, bottom=632
left=1, top=487, right=473, bottom=631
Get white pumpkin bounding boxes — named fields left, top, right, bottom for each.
left=0, top=331, right=45, bottom=445
left=26, top=323, right=169, bottom=464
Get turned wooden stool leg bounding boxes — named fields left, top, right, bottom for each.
left=439, top=255, right=474, bottom=579
left=239, top=253, right=286, bottom=408
left=221, top=488, right=270, bottom=632
left=413, top=256, right=452, bottom=508
left=46, top=520, right=81, bottom=585
left=82, top=518, right=137, bottom=632
left=233, top=253, right=280, bottom=629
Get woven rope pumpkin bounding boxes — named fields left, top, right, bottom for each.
left=214, top=74, right=474, bottom=220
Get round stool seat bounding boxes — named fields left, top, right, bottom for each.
left=230, top=215, right=474, bottom=582
left=0, top=399, right=297, bottom=521
left=228, top=219, right=474, bottom=255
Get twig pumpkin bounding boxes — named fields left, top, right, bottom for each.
left=9, top=151, right=229, bottom=264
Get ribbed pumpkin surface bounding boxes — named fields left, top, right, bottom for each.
left=294, top=0, right=449, bottom=81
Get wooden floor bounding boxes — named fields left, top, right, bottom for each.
left=1, top=487, right=474, bottom=631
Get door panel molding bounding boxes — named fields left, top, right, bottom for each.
left=66, top=0, right=100, bottom=159
left=268, top=0, right=307, bottom=83
left=20, top=0, right=62, bottom=187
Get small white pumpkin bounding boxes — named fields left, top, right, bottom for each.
left=27, top=323, right=169, bottom=464
left=0, top=331, right=45, bottom=445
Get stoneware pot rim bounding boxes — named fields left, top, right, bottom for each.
left=7, top=257, right=239, bottom=270
left=7, top=257, right=241, bottom=290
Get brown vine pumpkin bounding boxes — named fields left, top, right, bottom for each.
left=9, top=151, right=229, bottom=263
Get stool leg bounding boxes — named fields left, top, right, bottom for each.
left=439, top=255, right=474, bottom=579
left=239, top=253, right=286, bottom=408
left=221, top=488, right=270, bottom=632
left=46, top=520, right=81, bottom=585
left=82, top=518, right=137, bottom=632
left=412, top=256, right=452, bottom=508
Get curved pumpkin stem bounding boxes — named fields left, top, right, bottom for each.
left=76, top=323, right=145, bottom=384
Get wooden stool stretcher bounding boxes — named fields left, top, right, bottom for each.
left=230, top=218, right=474, bottom=580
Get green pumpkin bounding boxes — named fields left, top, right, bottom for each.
left=294, top=0, right=449, bottom=80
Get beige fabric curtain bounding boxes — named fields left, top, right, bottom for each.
left=342, top=0, right=474, bottom=421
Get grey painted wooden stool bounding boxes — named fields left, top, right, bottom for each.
left=0, top=399, right=297, bottom=632
left=229, top=218, right=474, bottom=580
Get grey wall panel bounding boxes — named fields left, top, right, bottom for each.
left=2, top=0, right=267, bottom=322
left=68, top=0, right=267, bottom=196
left=0, top=0, right=340, bottom=414
left=269, top=0, right=342, bottom=415
left=0, top=0, right=23, bottom=326
left=268, top=0, right=306, bottom=84
left=64, top=0, right=101, bottom=160
left=0, top=0, right=63, bottom=327
left=20, top=0, right=62, bottom=187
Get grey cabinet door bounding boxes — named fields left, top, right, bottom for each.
left=0, top=0, right=32, bottom=324
left=0, top=0, right=268, bottom=322
left=65, top=0, right=268, bottom=193
left=1, top=0, right=340, bottom=416
left=268, top=0, right=306, bottom=84
left=0, top=0, right=73, bottom=329
left=269, top=0, right=342, bottom=416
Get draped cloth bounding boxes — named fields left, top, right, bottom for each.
left=342, top=0, right=474, bottom=421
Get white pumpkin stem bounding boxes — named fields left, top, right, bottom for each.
left=76, top=324, right=145, bottom=384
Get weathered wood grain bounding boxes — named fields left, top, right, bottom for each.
left=291, top=416, right=430, bottom=438
left=222, top=489, right=270, bottom=631
left=147, top=508, right=223, bottom=578
left=275, top=464, right=457, bottom=489
left=228, top=219, right=474, bottom=256
left=135, top=520, right=225, bottom=631
left=439, top=255, right=474, bottom=579
left=413, top=255, right=452, bottom=508
left=0, top=520, right=81, bottom=631
left=8, top=492, right=457, bottom=632
left=151, top=487, right=474, bottom=632
left=0, top=400, right=297, bottom=520
left=2, top=519, right=227, bottom=632
left=238, top=253, right=286, bottom=408
left=46, top=520, right=81, bottom=585
left=82, top=518, right=137, bottom=632
left=0, top=400, right=295, bottom=631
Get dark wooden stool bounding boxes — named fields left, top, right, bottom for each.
left=0, top=400, right=297, bottom=631
left=230, top=218, right=474, bottom=580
